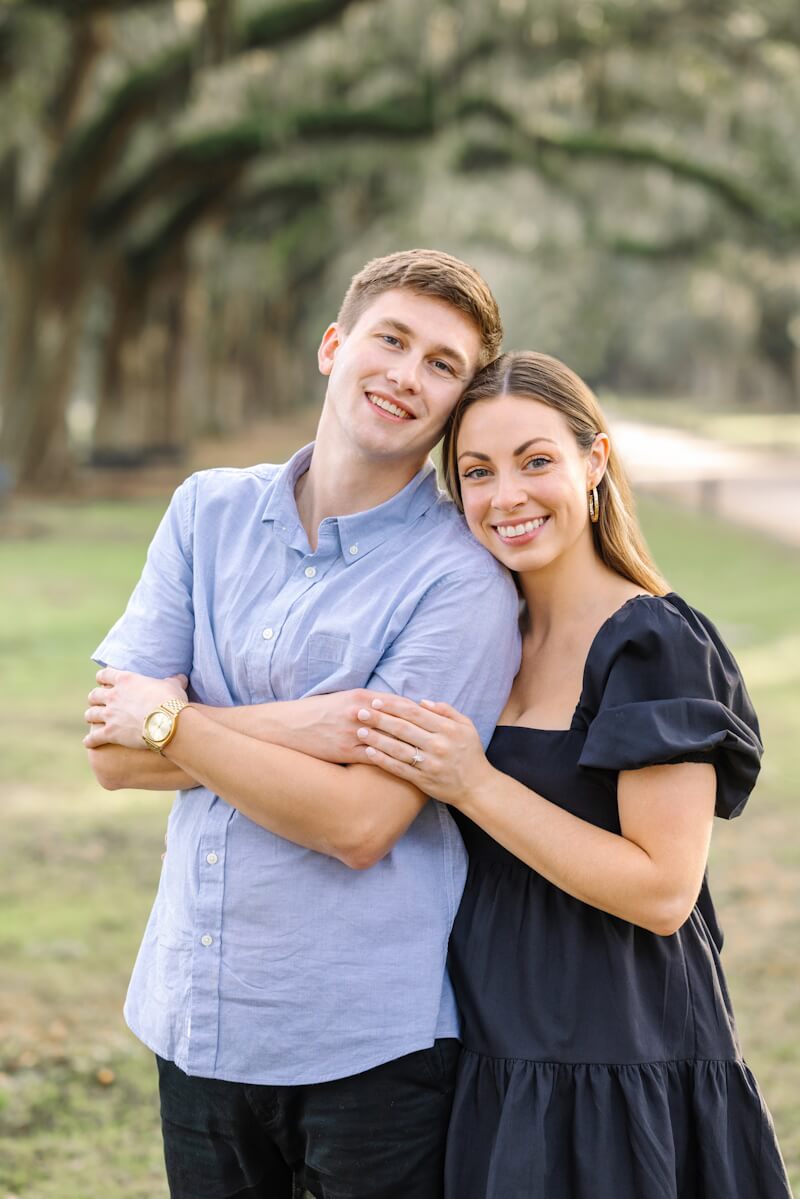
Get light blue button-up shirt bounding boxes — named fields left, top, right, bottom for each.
left=94, top=444, right=520, bottom=1084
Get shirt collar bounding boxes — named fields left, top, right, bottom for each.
left=261, top=442, right=442, bottom=562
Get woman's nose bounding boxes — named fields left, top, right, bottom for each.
left=491, top=476, right=528, bottom=511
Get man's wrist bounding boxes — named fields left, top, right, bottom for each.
left=142, top=698, right=189, bottom=753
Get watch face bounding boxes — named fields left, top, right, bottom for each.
left=146, top=711, right=172, bottom=743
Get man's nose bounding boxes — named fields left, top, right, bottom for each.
left=386, top=356, right=423, bottom=393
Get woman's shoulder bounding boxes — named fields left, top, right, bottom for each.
left=577, top=592, right=762, bottom=818
left=587, top=591, right=738, bottom=683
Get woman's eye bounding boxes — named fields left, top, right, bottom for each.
left=462, top=467, right=491, bottom=480
left=524, top=456, right=550, bottom=470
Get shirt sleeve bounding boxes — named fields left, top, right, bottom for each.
left=577, top=596, right=762, bottom=819
left=367, top=567, right=522, bottom=747
left=92, top=476, right=197, bottom=678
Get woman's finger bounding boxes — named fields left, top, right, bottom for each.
left=357, top=706, right=431, bottom=749
left=420, top=699, right=470, bottom=723
left=357, top=727, right=424, bottom=765
left=362, top=743, right=419, bottom=782
left=369, top=693, right=450, bottom=734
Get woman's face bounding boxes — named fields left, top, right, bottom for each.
left=456, top=393, right=607, bottom=575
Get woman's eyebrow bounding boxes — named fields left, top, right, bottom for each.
left=458, top=438, right=558, bottom=462
left=512, top=438, right=558, bottom=455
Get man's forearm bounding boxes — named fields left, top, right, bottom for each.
left=164, top=706, right=426, bottom=868
left=88, top=744, right=198, bottom=791
left=90, top=695, right=363, bottom=793
left=197, top=701, right=300, bottom=743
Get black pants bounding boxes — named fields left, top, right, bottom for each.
left=156, top=1040, right=460, bottom=1199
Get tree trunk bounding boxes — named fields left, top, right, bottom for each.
left=92, top=258, right=190, bottom=463
left=0, top=244, right=87, bottom=489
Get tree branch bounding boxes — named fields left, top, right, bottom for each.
left=90, top=91, right=435, bottom=242
left=455, top=101, right=800, bottom=240
left=24, top=0, right=378, bottom=239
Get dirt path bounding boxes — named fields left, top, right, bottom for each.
left=611, top=419, right=800, bottom=547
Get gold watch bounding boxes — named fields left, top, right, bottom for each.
left=142, top=698, right=188, bottom=754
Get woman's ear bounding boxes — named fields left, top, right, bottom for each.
left=588, top=431, right=611, bottom=489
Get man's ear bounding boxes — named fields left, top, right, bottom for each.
left=318, top=323, right=343, bottom=377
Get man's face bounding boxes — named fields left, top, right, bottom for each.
left=318, top=289, right=483, bottom=468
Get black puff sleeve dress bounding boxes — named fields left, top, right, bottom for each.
left=445, top=594, right=791, bottom=1199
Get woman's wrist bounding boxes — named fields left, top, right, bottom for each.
left=454, top=758, right=498, bottom=816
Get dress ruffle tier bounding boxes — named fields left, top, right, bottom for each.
left=447, top=1052, right=790, bottom=1199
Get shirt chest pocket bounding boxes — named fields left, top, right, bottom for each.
left=303, top=632, right=382, bottom=695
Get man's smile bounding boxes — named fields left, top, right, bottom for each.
left=366, top=391, right=415, bottom=421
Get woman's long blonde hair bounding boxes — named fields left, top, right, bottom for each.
left=442, top=351, right=669, bottom=597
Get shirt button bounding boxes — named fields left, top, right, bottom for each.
left=349, top=544, right=359, bottom=556
left=304, top=566, right=317, bottom=579
left=206, top=852, right=218, bottom=865
left=200, top=934, right=213, bottom=947
left=262, top=627, right=274, bottom=640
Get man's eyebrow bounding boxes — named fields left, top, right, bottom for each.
left=376, top=318, right=470, bottom=374
left=457, top=438, right=558, bottom=462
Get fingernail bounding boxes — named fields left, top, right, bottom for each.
left=365, top=746, right=377, bottom=756
left=357, top=709, right=371, bottom=721
left=357, top=727, right=369, bottom=739
left=371, top=699, right=384, bottom=710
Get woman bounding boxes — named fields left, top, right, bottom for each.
left=352, top=352, right=791, bottom=1198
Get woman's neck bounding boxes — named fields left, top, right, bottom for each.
left=518, top=541, right=639, bottom=647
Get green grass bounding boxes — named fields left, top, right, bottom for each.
left=1, top=492, right=798, bottom=1195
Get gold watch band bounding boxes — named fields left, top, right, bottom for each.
left=142, top=699, right=188, bottom=753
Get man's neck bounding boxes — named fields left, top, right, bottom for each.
left=295, top=441, right=428, bottom=550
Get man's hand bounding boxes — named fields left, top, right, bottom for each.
left=84, top=667, right=188, bottom=749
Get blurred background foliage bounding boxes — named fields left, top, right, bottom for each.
left=1, top=0, right=799, bottom=491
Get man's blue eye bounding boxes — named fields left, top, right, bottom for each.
left=382, top=334, right=402, bottom=347
left=433, top=360, right=454, bottom=374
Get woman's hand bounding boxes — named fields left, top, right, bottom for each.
left=355, top=694, right=493, bottom=807
left=276, top=690, right=378, bottom=764
left=84, top=667, right=189, bottom=749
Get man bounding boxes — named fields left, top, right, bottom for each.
left=85, top=249, right=520, bottom=1198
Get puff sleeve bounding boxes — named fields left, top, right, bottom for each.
left=577, top=594, right=762, bottom=819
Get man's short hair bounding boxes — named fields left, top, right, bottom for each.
left=337, top=249, right=502, bottom=367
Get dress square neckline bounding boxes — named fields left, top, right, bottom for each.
left=495, top=592, right=674, bottom=736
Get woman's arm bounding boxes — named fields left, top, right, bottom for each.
left=355, top=696, right=715, bottom=935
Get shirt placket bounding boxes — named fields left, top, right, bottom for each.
left=259, top=524, right=339, bottom=665
left=184, top=805, right=234, bottom=1075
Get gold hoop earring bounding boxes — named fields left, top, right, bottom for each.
left=588, top=485, right=599, bottom=524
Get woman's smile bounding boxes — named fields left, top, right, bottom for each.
left=491, top=515, right=550, bottom=546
